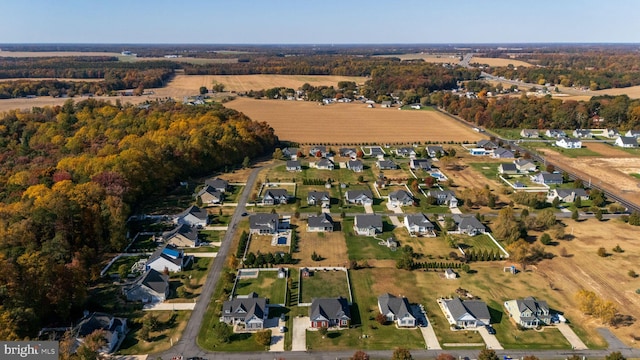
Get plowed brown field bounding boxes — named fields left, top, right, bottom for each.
left=225, top=98, right=485, bottom=144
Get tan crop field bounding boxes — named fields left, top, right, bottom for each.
left=0, top=78, right=103, bottom=83
left=0, top=51, right=123, bottom=57
left=374, top=53, right=461, bottom=64
left=180, top=74, right=367, bottom=93
left=225, top=97, right=486, bottom=144
left=471, top=56, right=533, bottom=67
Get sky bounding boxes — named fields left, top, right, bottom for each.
left=1, top=0, right=639, bottom=44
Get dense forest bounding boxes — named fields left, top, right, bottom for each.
left=0, top=99, right=277, bottom=338
left=425, top=92, right=640, bottom=130
left=482, top=52, right=640, bottom=90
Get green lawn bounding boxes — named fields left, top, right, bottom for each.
left=234, top=270, right=287, bottom=304
left=118, top=311, right=192, bottom=355
left=469, top=162, right=508, bottom=180
left=453, top=234, right=504, bottom=253
left=630, top=173, right=640, bottom=179
left=222, top=185, right=244, bottom=203
left=551, top=146, right=602, bottom=158
left=343, top=218, right=402, bottom=261
left=127, top=234, right=157, bottom=252
left=106, top=255, right=147, bottom=276
left=199, top=230, right=223, bottom=243
left=300, top=269, right=351, bottom=303
left=489, top=128, right=527, bottom=140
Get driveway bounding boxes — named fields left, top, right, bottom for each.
left=556, top=323, right=588, bottom=350
left=292, top=316, right=309, bottom=351
left=265, top=317, right=284, bottom=352
left=184, top=252, right=217, bottom=258
left=477, top=326, right=503, bottom=350
left=143, top=302, right=196, bottom=311
left=411, top=304, right=441, bottom=350
left=364, top=204, right=374, bottom=214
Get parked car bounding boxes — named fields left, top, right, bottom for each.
left=486, top=325, right=496, bottom=334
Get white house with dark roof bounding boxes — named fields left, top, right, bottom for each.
left=377, top=159, right=397, bottom=170
left=498, top=163, right=519, bottom=175
left=282, top=147, right=300, bottom=160
left=404, top=213, right=435, bottom=237
left=354, top=214, right=383, bottom=235
left=196, top=185, right=223, bottom=204
left=262, top=188, right=290, bottom=205
left=163, top=223, right=200, bottom=248
left=310, top=297, right=351, bottom=328
left=222, top=292, right=268, bottom=330
left=174, top=205, right=208, bottom=227
left=307, top=213, right=334, bottom=232
left=606, top=129, right=620, bottom=138
left=547, top=188, right=588, bottom=203
left=477, top=139, right=498, bottom=149
left=249, top=213, right=280, bottom=234
left=307, top=191, right=330, bottom=207
left=450, top=214, right=485, bottom=236
left=286, top=160, right=302, bottom=171
left=492, top=147, right=515, bottom=159
left=625, top=130, right=640, bottom=138
left=556, top=138, right=582, bottom=149
left=388, top=190, right=414, bottom=207
left=310, top=146, right=328, bottom=157
left=426, top=190, right=458, bottom=207
left=315, top=158, right=335, bottom=170
left=378, top=293, right=416, bottom=327
left=205, top=178, right=229, bottom=193
left=396, top=147, right=416, bottom=158
left=339, top=147, right=358, bottom=158
left=426, top=145, right=446, bottom=158
left=441, top=298, right=490, bottom=328
left=74, top=312, right=127, bottom=353
left=410, top=158, right=431, bottom=171
left=532, top=172, right=563, bottom=185
left=345, top=189, right=374, bottom=205
left=573, top=129, right=593, bottom=138
left=504, top=297, right=551, bottom=328
left=545, top=129, right=567, bottom=138
left=347, top=160, right=364, bottom=172
left=146, top=244, right=193, bottom=273
left=615, top=136, right=638, bottom=148
left=124, top=268, right=170, bottom=304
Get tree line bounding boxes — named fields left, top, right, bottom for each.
left=0, top=99, right=277, bottom=338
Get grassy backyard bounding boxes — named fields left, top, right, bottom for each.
left=234, top=270, right=287, bottom=304
left=343, top=218, right=402, bottom=261
left=299, top=269, right=351, bottom=304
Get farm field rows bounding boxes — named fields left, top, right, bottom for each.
left=226, top=97, right=486, bottom=143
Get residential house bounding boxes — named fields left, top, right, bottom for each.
left=625, top=130, right=640, bottom=138
left=547, top=188, right=588, bottom=203
left=426, top=145, right=446, bottom=158
left=378, top=293, right=416, bottom=327
left=514, top=159, right=536, bottom=172
left=606, top=129, right=620, bottom=138
left=396, top=147, right=416, bottom=157
left=520, top=129, right=539, bottom=138
left=498, top=163, right=519, bottom=175
left=196, top=185, right=223, bottom=205
left=504, top=297, right=551, bottom=328
left=310, top=146, right=328, bottom=157
left=339, top=147, right=358, bottom=158
left=286, top=160, right=302, bottom=171
left=442, top=298, right=491, bottom=328
left=451, top=214, right=486, bottom=236
left=174, top=205, right=208, bottom=227
left=388, top=190, right=414, bottom=207
left=222, top=293, right=269, bottom=330
left=556, top=138, right=582, bottom=149
left=146, top=244, right=192, bottom=273
left=367, top=146, right=386, bottom=157
left=249, top=213, right=279, bottom=234
left=163, top=223, right=200, bottom=248
left=573, top=129, right=593, bottom=138
left=316, top=158, right=335, bottom=170
left=345, top=189, right=374, bottom=205
left=469, top=148, right=487, bottom=156
left=615, top=136, right=638, bottom=148
left=477, top=139, right=498, bottom=150
left=410, top=158, right=431, bottom=171
left=262, top=188, right=290, bottom=205
left=377, top=160, right=397, bottom=170
left=74, top=312, right=127, bottom=353
left=307, top=191, right=330, bottom=207
left=310, top=297, right=351, bottom=328
left=205, top=178, right=229, bottom=193
left=381, top=100, right=392, bottom=108
left=354, top=214, right=383, bottom=235
left=531, top=172, right=563, bottom=185
left=409, top=103, right=422, bottom=109
left=307, top=213, right=334, bottom=232
left=545, top=129, right=567, bottom=138
left=404, top=213, right=435, bottom=237
left=282, top=147, right=300, bottom=160
left=444, top=268, right=457, bottom=279
left=493, top=147, right=515, bottom=159
left=426, top=190, right=458, bottom=207
left=347, top=160, right=364, bottom=172
left=124, top=269, right=170, bottom=304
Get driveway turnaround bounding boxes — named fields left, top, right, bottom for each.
left=556, top=323, right=588, bottom=350
left=477, top=326, right=503, bottom=350
left=292, top=316, right=309, bottom=351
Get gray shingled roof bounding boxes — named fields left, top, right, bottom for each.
left=355, top=214, right=382, bottom=228
left=249, top=213, right=279, bottom=231
left=389, top=190, right=413, bottom=202
left=135, top=268, right=169, bottom=295
left=499, top=163, right=518, bottom=172
left=517, top=296, right=549, bottom=314
left=163, top=223, right=199, bottom=242
left=176, top=205, right=208, bottom=221
left=345, top=189, right=373, bottom=201
left=445, top=298, right=490, bottom=322
left=308, top=213, right=333, bottom=228
left=405, top=213, right=434, bottom=229
left=223, top=296, right=267, bottom=322
left=310, top=297, right=350, bottom=322
left=378, top=293, right=413, bottom=319
left=451, top=214, right=485, bottom=232
left=205, top=178, right=228, bottom=190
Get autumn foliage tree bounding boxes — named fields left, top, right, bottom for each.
left=575, top=289, right=618, bottom=325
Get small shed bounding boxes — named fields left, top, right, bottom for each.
left=301, top=267, right=312, bottom=277
left=444, top=268, right=457, bottom=279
